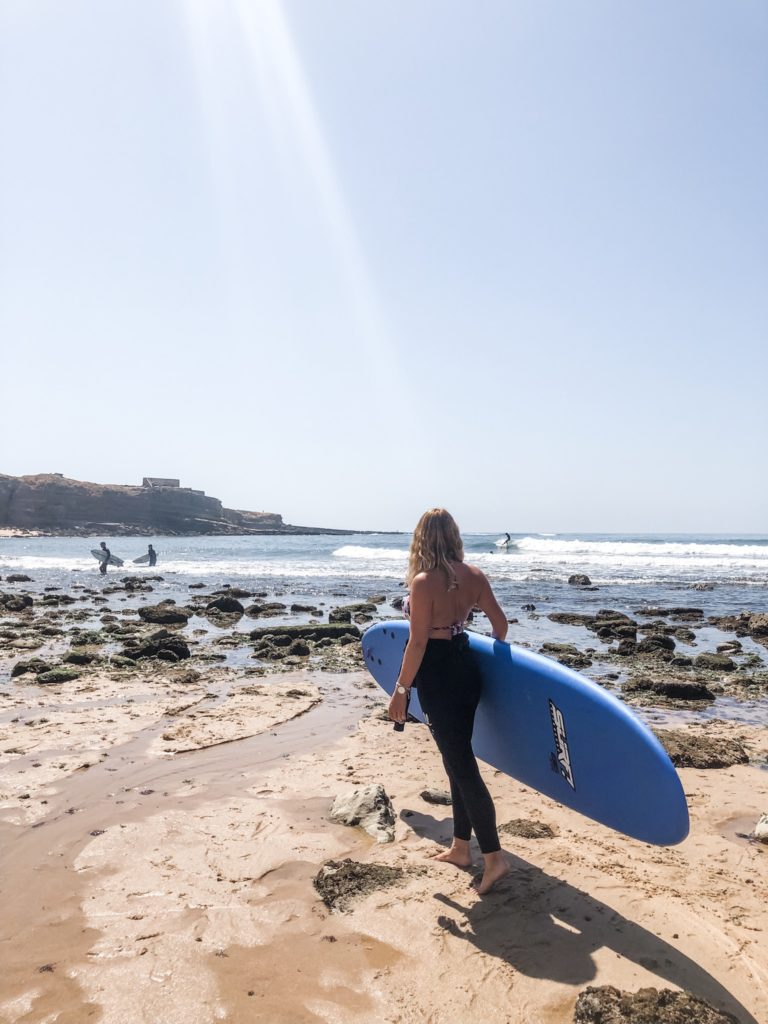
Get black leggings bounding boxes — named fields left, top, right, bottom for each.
left=414, top=634, right=500, bottom=854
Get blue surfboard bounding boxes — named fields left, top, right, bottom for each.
left=362, top=621, right=689, bottom=846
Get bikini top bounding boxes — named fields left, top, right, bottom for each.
left=402, top=591, right=466, bottom=637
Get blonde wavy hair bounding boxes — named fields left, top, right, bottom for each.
left=406, top=508, right=464, bottom=588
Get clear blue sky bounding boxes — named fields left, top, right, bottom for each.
left=1, top=0, right=766, bottom=532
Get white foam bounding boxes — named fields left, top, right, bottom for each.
left=0, top=555, right=94, bottom=571
left=332, top=545, right=408, bottom=561
left=514, top=536, right=768, bottom=560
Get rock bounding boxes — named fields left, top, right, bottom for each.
left=123, top=630, right=191, bottom=661
left=673, top=628, right=696, bottom=643
left=313, top=858, right=404, bottom=912
left=708, top=612, right=753, bottom=635
left=499, top=818, right=556, bottom=839
left=420, top=789, right=452, bottom=805
left=205, top=596, right=244, bottom=615
left=637, top=634, right=676, bottom=653
left=250, top=623, right=360, bottom=643
left=40, top=593, right=77, bottom=605
left=748, top=612, right=768, bottom=639
left=63, top=649, right=98, bottom=665
left=637, top=607, right=704, bottom=619
left=290, top=603, right=321, bottom=613
left=188, top=583, right=206, bottom=589
left=69, top=629, right=106, bottom=645
left=753, top=814, right=768, bottom=843
left=329, top=608, right=352, bottom=624
left=693, top=653, right=736, bottom=672
left=548, top=612, right=594, bottom=627
left=11, top=658, right=49, bottom=678
left=616, top=639, right=637, bottom=656
left=244, top=601, right=287, bottom=618
left=521, top=603, right=536, bottom=612
left=655, top=730, right=749, bottom=769
left=120, top=577, right=154, bottom=593
left=390, top=596, right=404, bottom=611
left=539, top=643, right=592, bottom=669
left=573, top=985, right=740, bottom=1023
left=330, top=785, right=396, bottom=843
left=138, top=601, right=191, bottom=625
left=109, top=655, right=137, bottom=668
left=625, top=677, right=715, bottom=701
left=37, top=667, right=81, bottom=684
left=0, top=593, right=33, bottom=613
left=568, top=611, right=639, bottom=641
left=213, top=586, right=252, bottom=599
left=367, top=594, right=387, bottom=604
left=288, top=639, right=311, bottom=656
left=271, top=634, right=294, bottom=648
left=568, top=574, right=592, bottom=586
left=6, top=574, right=32, bottom=583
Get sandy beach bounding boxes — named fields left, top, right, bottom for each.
left=1, top=564, right=767, bottom=1024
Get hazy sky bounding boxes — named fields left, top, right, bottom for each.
left=1, top=0, right=766, bottom=532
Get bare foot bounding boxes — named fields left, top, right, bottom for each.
left=431, top=839, right=473, bottom=869
left=432, top=848, right=473, bottom=868
left=472, top=853, right=509, bottom=895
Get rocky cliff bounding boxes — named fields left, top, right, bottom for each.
left=0, top=474, right=344, bottom=536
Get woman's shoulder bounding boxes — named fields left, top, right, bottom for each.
left=457, top=560, right=485, bottom=581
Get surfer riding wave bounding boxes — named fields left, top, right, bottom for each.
left=389, top=508, right=510, bottom=895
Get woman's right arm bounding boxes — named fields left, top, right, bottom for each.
left=476, top=572, right=508, bottom=641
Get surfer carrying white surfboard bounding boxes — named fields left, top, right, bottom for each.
left=98, top=541, right=110, bottom=575
left=389, top=508, right=510, bottom=895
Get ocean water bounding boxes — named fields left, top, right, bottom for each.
left=1, top=532, right=766, bottom=613
left=2, top=532, right=767, bottom=727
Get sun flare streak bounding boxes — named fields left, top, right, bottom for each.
left=182, top=0, right=396, bottom=371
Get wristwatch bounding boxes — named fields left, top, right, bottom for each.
left=396, top=685, right=409, bottom=695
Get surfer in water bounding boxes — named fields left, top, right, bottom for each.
left=389, top=508, right=510, bottom=894
left=147, top=544, right=157, bottom=567
left=98, top=541, right=110, bottom=575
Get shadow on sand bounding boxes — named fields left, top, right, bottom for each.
left=403, top=809, right=758, bottom=1024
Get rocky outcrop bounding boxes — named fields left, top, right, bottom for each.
left=0, top=473, right=357, bottom=536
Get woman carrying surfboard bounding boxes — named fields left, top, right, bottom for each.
left=389, top=508, right=510, bottom=894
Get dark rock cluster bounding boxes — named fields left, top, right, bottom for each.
left=313, top=858, right=404, bottom=912
left=573, top=985, right=740, bottom=1023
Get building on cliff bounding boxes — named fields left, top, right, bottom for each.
left=142, top=477, right=181, bottom=489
